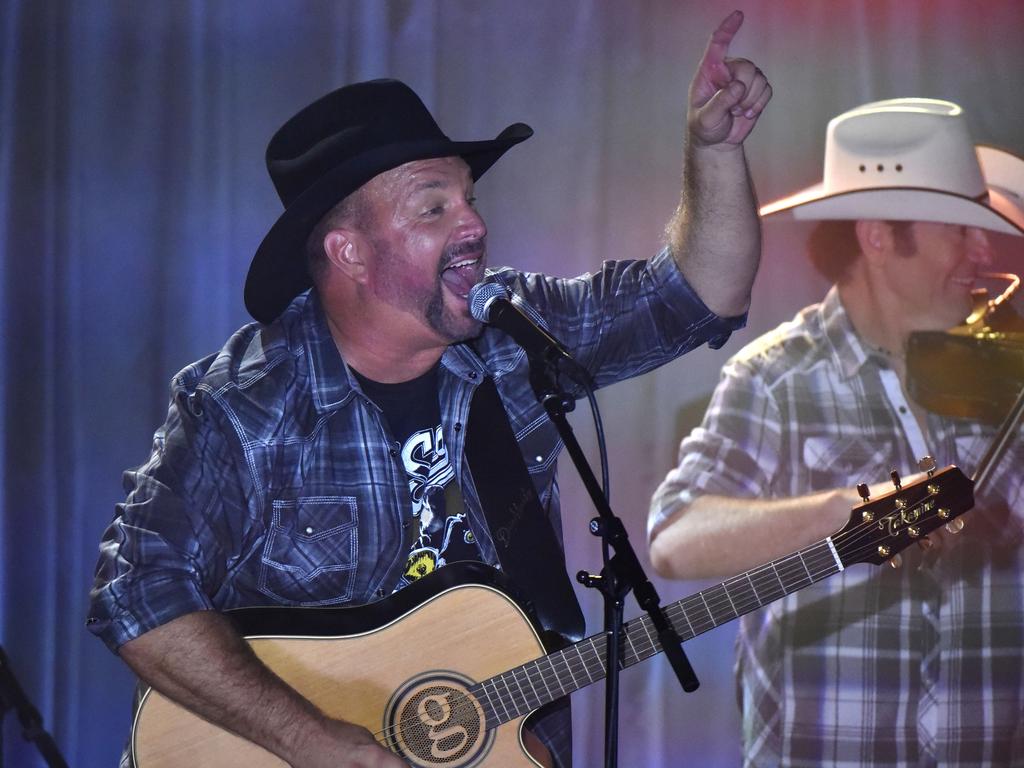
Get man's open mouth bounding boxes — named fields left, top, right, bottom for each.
left=440, top=250, right=485, bottom=299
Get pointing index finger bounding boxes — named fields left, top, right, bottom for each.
left=699, top=10, right=744, bottom=84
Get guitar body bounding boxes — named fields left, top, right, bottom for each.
left=132, top=565, right=549, bottom=768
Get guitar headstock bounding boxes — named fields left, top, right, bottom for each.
left=834, top=463, right=975, bottom=567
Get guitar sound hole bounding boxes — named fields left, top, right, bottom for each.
left=385, top=673, right=492, bottom=767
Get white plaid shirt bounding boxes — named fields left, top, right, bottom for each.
left=651, top=286, right=1024, bottom=767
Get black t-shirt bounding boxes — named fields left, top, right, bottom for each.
left=352, top=363, right=482, bottom=590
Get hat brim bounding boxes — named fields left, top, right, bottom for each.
left=244, top=123, right=533, bottom=324
left=760, top=144, right=1024, bottom=237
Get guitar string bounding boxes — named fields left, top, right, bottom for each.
left=369, top=490, right=951, bottom=753
left=368, top=543, right=848, bottom=751
left=635, top=488, right=952, bottom=664
left=590, top=503, right=907, bottom=669
left=369, top=630, right=611, bottom=749
left=370, top=492, right=942, bottom=751
left=384, top=490, right=941, bottom=747
left=655, top=491, right=944, bottom=642
left=369, top=545, right=838, bottom=747
left=554, top=489, right=949, bottom=671
left=631, top=491, right=947, bottom=658
left=371, top=555, right=907, bottom=752
left=369, top=649, right=574, bottom=748
left=368, top=544, right=839, bottom=748
left=506, top=492, right=944, bottom=704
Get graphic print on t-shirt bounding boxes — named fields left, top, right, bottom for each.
left=396, top=424, right=479, bottom=589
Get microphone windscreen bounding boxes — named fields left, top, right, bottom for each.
left=468, top=281, right=508, bottom=322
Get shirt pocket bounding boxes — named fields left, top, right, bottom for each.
left=802, top=434, right=891, bottom=490
left=259, top=496, right=359, bottom=605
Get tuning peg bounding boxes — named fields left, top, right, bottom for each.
left=917, top=456, right=936, bottom=477
left=888, top=554, right=903, bottom=569
left=945, top=518, right=965, bottom=535
left=856, top=483, right=870, bottom=502
left=890, top=469, right=902, bottom=490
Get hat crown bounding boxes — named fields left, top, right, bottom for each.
left=266, top=79, right=449, bottom=206
left=823, top=98, right=986, bottom=198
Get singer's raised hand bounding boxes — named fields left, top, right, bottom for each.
left=688, top=10, right=771, bottom=150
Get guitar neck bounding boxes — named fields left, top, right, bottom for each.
left=472, top=538, right=843, bottom=726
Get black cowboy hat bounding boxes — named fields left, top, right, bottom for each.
left=244, top=78, right=533, bottom=323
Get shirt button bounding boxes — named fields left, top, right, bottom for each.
left=535, top=455, right=544, bottom=463
left=899, top=405, right=908, bottom=414
left=469, top=371, right=478, bottom=379
left=454, top=423, right=462, bottom=432
left=304, top=526, right=314, bottom=535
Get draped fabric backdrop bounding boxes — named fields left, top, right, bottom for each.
left=3, top=1, right=1023, bottom=766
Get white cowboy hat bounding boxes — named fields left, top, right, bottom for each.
left=760, top=98, right=1024, bottom=236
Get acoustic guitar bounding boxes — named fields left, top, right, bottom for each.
left=132, top=464, right=973, bottom=767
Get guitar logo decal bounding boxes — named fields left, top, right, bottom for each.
left=384, top=671, right=493, bottom=767
left=418, top=693, right=470, bottom=759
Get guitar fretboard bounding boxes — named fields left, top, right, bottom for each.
left=471, top=539, right=842, bottom=727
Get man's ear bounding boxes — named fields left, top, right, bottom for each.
left=854, top=219, right=893, bottom=265
left=323, top=228, right=369, bottom=283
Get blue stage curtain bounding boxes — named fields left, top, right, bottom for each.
left=2, top=2, right=1023, bottom=766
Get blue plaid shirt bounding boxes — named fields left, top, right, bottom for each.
left=89, top=247, right=743, bottom=652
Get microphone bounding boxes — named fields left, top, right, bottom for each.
left=469, top=282, right=574, bottom=367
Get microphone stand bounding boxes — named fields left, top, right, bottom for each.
left=0, top=645, right=68, bottom=768
left=524, top=351, right=699, bottom=768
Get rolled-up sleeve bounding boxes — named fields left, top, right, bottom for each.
left=493, top=247, right=747, bottom=391
left=87, top=386, right=248, bottom=652
left=648, top=357, right=781, bottom=539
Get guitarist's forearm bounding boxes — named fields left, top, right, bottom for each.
left=119, top=610, right=346, bottom=764
left=649, top=490, right=856, bottom=580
